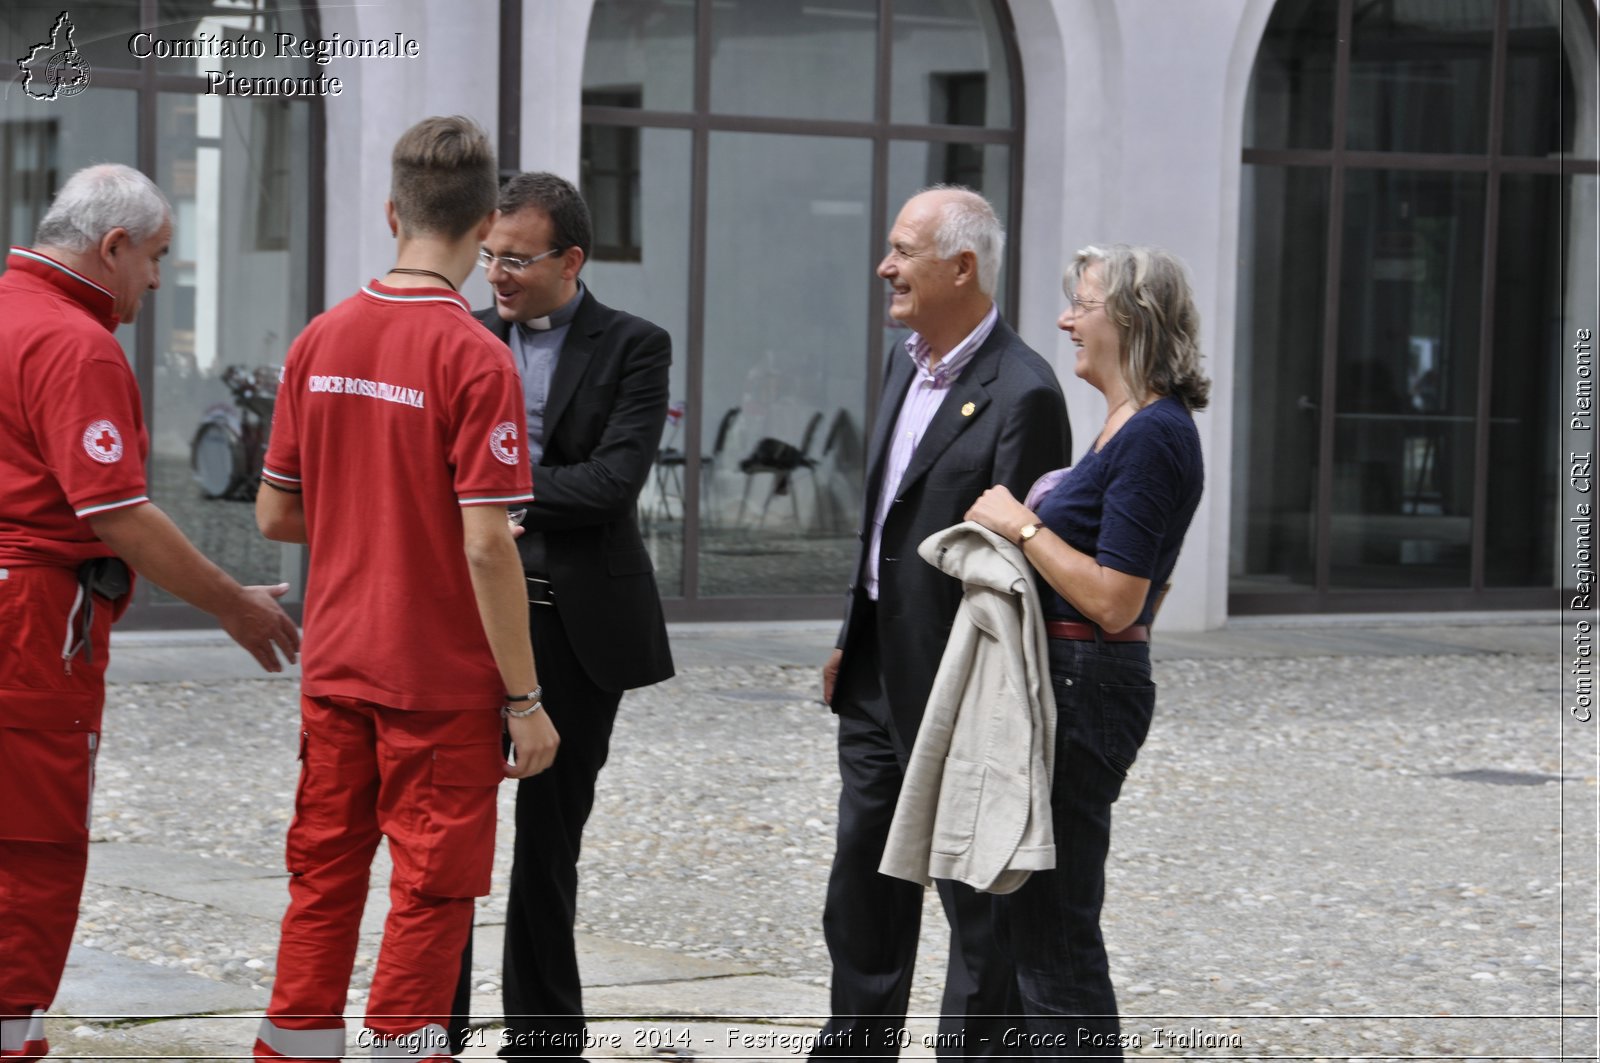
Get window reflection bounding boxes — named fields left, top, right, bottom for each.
left=1346, top=0, right=1494, bottom=154
left=147, top=91, right=311, bottom=603
left=583, top=0, right=695, bottom=113
left=1244, top=0, right=1338, bottom=151
left=584, top=128, right=691, bottom=596
left=1330, top=170, right=1486, bottom=587
left=701, top=132, right=873, bottom=596
left=1502, top=0, right=1586, bottom=157
left=1231, top=164, right=1328, bottom=593
left=890, top=0, right=1012, bottom=129
left=1487, top=173, right=1596, bottom=586
left=710, top=0, right=878, bottom=122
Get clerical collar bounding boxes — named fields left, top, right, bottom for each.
left=517, top=282, right=584, bottom=334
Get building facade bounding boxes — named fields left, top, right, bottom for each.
left=3, top=0, right=1593, bottom=631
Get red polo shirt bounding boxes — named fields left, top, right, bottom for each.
left=0, top=248, right=150, bottom=570
left=263, top=281, right=534, bottom=711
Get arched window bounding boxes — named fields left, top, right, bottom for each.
left=1232, top=0, right=1597, bottom=612
left=579, top=0, right=1022, bottom=616
left=1, top=1, right=323, bottom=625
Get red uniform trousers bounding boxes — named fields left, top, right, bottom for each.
left=0, top=565, right=114, bottom=1063
left=254, top=694, right=503, bottom=1063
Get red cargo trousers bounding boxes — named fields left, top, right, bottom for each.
left=1, top=565, right=113, bottom=1063
left=254, top=694, right=503, bottom=1063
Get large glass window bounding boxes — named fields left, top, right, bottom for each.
left=148, top=89, right=314, bottom=604
left=584, top=127, right=693, bottom=595
left=578, top=0, right=1021, bottom=615
left=0, top=1, right=321, bottom=624
left=1230, top=164, right=1329, bottom=594
left=1233, top=0, right=1598, bottom=612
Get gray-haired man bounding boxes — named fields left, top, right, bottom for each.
left=0, top=163, right=298, bottom=1061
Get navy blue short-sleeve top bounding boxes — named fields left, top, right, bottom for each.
left=1033, top=395, right=1204, bottom=627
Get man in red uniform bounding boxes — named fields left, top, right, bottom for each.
left=0, top=163, right=301, bottom=1063
left=253, top=116, right=560, bottom=1063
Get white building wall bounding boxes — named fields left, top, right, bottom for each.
left=319, top=1, right=501, bottom=308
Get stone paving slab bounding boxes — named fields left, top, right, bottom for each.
left=85, top=841, right=390, bottom=937
left=467, top=923, right=761, bottom=991
left=54, top=944, right=259, bottom=1019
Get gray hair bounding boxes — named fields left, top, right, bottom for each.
left=1067, top=244, right=1211, bottom=412
left=925, top=185, right=1005, bottom=296
left=35, top=164, right=171, bottom=252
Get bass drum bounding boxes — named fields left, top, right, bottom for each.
left=191, top=418, right=248, bottom=499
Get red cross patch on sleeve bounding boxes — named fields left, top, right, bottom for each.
left=82, top=419, right=124, bottom=464
left=490, top=421, right=520, bottom=466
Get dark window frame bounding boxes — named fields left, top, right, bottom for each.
left=581, top=87, right=645, bottom=262
left=1232, top=0, right=1599, bottom=616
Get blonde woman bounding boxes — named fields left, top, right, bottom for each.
left=966, top=244, right=1210, bottom=1055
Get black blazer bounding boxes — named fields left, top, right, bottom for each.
left=475, top=289, right=675, bottom=693
left=837, top=318, right=1070, bottom=738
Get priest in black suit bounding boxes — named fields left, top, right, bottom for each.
left=450, top=172, right=674, bottom=1059
left=815, top=187, right=1070, bottom=1058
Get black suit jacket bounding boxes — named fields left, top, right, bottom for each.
left=836, top=318, right=1070, bottom=739
left=475, top=289, right=674, bottom=693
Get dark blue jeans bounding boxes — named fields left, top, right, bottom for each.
left=993, top=636, right=1156, bottom=1060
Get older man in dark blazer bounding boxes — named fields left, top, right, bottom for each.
left=816, top=187, right=1070, bottom=1058
left=449, top=172, right=674, bottom=1060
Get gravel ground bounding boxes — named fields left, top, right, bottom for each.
left=82, top=649, right=1597, bottom=1059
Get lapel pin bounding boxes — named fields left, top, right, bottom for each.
left=961, top=401, right=976, bottom=417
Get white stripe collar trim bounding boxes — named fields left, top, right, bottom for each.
left=360, top=284, right=468, bottom=309
left=10, top=247, right=115, bottom=299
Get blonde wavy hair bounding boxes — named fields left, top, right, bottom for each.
left=1066, top=244, right=1211, bottom=411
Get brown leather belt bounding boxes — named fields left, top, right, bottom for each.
left=1045, top=620, right=1149, bottom=643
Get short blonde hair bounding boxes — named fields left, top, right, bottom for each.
left=390, top=115, right=497, bottom=238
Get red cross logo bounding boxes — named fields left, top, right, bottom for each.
left=82, top=419, right=124, bottom=464
left=490, top=421, right=520, bottom=466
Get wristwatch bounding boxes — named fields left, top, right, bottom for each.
left=1018, top=522, right=1042, bottom=544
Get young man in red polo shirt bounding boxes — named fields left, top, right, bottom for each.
left=253, top=115, right=558, bottom=1063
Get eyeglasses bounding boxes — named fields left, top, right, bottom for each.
left=1066, top=292, right=1106, bottom=315
left=478, top=246, right=565, bottom=273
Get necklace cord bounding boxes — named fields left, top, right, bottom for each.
left=386, top=266, right=458, bottom=292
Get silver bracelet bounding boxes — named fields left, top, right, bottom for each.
left=502, top=684, right=544, bottom=718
